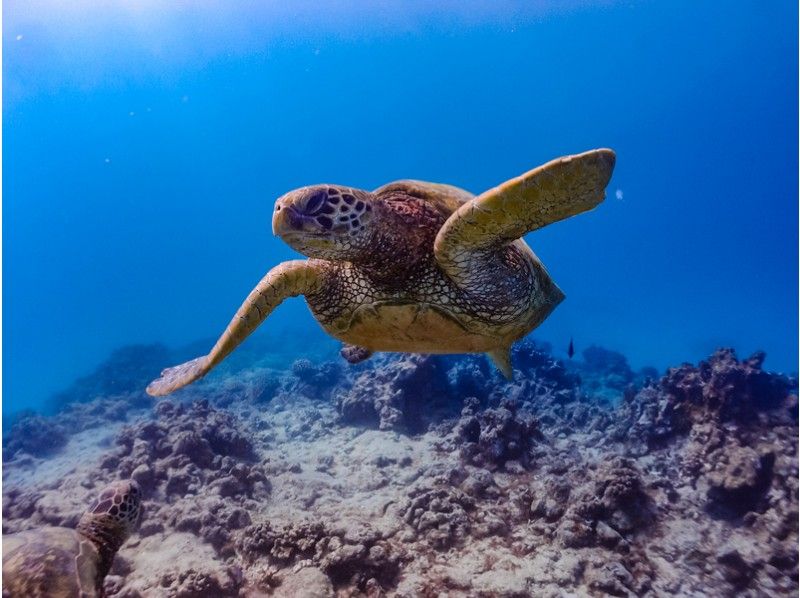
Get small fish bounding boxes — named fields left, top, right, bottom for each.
left=567, top=337, right=574, bottom=359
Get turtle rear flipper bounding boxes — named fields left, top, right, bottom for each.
left=434, top=149, right=615, bottom=286
left=488, top=347, right=513, bottom=380
left=146, top=260, right=322, bottom=397
left=340, top=344, right=373, bottom=364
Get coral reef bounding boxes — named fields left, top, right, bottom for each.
left=614, top=348, right=795, bottom=453
left=238, top=519, right=403, bottom=592
left=3, top=412, right=68, bottom=459
left=290, top=359, right=343, bottom=399
left=454, top=397, right=543, bottom=470
left=397, top=484, right=476, bottom=549
left=3, top=342, right=796, bottom=597
left=335, top=353, right=453, bottom=432
left=103, top=400, right=269, bottom=563
left=549, top=458, right=653, bottom=550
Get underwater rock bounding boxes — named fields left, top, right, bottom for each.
left=446, top=355, right=495, bottom=404
left=94, top=399, right=269, bottom=566
left=613, top=348, right=796, bottom=454
left=3, top=412, right=68, bottom=458
left=585, top=560, right=638, bottom=597
left=491, top=343, right=582, bottom=424
left=3, top=343, right=796, bottom=597
left=60, top=394, right=146, bottom=431
left=582, top=345, right=634, bottom=382
left=662, top=349, right=793, bottom=422
left=455, top=397, right=543, bottom=470
left=112, top=400, right=257, bottom=472
left=333, top=342, right=583, bottom=436
left=553, top=458, right=652, bottom=550
left=529, top=479, right=572, bottom=523
left=705, top=444, right=775, bottom=517
left=159, top=567, right=241, bottom=597
left=237, top=519, right=402, bottom=593
left=512, top=340, right=577, bottom=388
left=4, top=372, right=158, bottom=464
left=271, top=566, right=333, bottom=598
left=2, top=488, right=43, bottom=527
left=239, top=520, right=328, bottom=565
left=335, top=354, right=453, bottom=432
left=290, top=358, right=343, bottom=400
left=397, top=484, right=475, bottom=550
left=191, top=367, right=283, bottom=408
left=571, top=345, right=645, bottom=404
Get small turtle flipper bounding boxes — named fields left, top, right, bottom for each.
left=434, top=149, right=615, bottom=286
left=146, top=260, right=323, bottom=396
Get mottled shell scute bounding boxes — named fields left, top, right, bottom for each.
left=2, top=528, right=100, bottom=598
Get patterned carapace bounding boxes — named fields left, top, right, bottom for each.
left=146, top=149, right=615, bottom=396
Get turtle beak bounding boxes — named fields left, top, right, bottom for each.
left=272, top=203, right=305, bottom=238
left=273, top=203, right=332, bottom=255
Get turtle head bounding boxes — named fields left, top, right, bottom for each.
left=77, top=480, right=142, bottom=560
left=272, top=185, right=376, bottom=260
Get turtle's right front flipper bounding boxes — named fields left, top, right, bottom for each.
left=146, top=260, right=322, bottom=396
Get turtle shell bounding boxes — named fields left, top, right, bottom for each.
left=2, top=527, right=100, bottom=597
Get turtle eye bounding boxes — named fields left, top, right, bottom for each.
left=304, top=191, right=327, bottom=215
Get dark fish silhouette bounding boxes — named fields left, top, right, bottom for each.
left=567, top=337, right=575, bottom=359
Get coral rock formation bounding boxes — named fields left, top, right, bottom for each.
left=3, top=343, right=796, bottom=597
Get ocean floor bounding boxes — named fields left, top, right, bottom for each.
left=3, top=340, right=798, bottom=597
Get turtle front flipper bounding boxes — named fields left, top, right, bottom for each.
left=434, top=149, right=615, bottom=287
left=146, top=260, right=323, bottom=396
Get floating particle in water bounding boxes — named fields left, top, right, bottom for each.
left=129, top=111, right=135, bottom=117
left=16, top=34, right=23, bottom=41
left=104, top=158, right=111, bottom=164
left=615, top=189, right=624, bottom=200
left=181, top=95, right=189, bottom=103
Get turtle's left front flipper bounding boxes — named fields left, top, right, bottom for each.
left=434, top=149, right=615, bottom=284
left=146, top=260, right=322, bottom=396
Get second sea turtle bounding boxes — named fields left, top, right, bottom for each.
left=2, top=480, right=142, bottom=597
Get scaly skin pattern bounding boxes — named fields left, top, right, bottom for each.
left=2, top=480, right=141, bottom=597
left=295, top=187, right=564, bottom=353
left=146, top=149, right=613, bottom=394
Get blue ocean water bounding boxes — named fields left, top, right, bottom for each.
left=3, top=1, right=797, bottom=416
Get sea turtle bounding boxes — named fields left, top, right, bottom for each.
left=147, top=148, right=615, bottom=396
left=2, top=480, right=142, bottom=597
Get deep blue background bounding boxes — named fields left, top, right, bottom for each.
left=4, top=1, right=797, bottom=414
